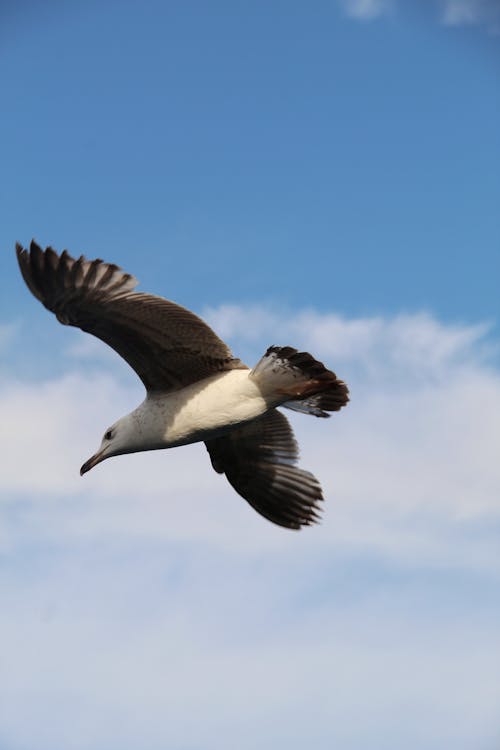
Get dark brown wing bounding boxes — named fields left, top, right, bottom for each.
left=205, top=409, right=323, bottom=529
left=16, top=241, right=246, bottom=392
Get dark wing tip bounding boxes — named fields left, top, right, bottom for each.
left=16, top=241, right=139, bottom=312
left=206, top=410, right=325, bottom=530
left=16, top=240, right=46, bottom=302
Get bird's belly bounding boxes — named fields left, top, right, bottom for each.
left=145, top=370, right=268, bottom=448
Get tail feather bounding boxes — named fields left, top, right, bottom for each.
left=250, top=345, right=349, bottom=417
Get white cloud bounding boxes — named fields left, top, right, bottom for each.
left=204, top=306, right=500, bottom=561
left=339, top=0, right=393, bottom=21
left=1, top=307, right=499, bottom=749
left=0, top=570, right=498, bottom=750
left=1, top=308, right=499, bottom=562
left=441, top=0, right=482, bottom=23
left=440, top=0, right=500, bottom=30
left=0, top=321, right=18, bottom=352
left=338, top=0, right=500, bottom=31
left=204, top=305, right=494, bottom=381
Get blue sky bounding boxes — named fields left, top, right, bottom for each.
left=0, top=2, right=499, bottom=749
left=1, top=0, right=499, bottom=324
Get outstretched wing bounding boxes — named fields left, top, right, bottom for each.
left=17, top=241, right=246, bottom=392
left=205, top=409, right=323, bottom=529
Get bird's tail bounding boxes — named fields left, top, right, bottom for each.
left=250, top=346, right=349, bottom=418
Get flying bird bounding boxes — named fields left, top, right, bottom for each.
left=16, top=241, right=349, bottom=529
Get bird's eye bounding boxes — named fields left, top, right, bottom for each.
left=104, top=429, right=114, bottom=441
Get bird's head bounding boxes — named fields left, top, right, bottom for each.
left=80, top=417, right=135, bottom=475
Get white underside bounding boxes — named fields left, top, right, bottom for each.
left=131, top=369, right=272, bottom=449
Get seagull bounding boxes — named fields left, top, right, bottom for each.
left=16, top=241, right=349, bottom=529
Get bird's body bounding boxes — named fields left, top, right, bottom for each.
left=109, top=369, right=269, bottom=453
left=16, top=241, right=349, bottom=529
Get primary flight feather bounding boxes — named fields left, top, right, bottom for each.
left=16, top=241, right=349, bottom=529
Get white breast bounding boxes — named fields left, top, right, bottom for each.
left=135, top=370, right=269, bottom=448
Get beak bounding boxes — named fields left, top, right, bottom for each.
left=80, top=449, right=106, bottom=476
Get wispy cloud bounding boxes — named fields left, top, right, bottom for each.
left=440, top=0, right=500, bottom=30
left=338, top=0, right=500, bottom=31
left=2, top=307, right=500, bottom=559
left=339, top=0, right=393, bottom=21
left=1, top=308, right=499, bottom=749
left=204, top=305, right=495, bottom=382
left=0, top=322, right=18, bottom=352
left=441, top=0, right=482, bottom=23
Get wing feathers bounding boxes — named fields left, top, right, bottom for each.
left=16, top=241, right=246, bottom=391
left=205, top=410, right=323, bottom=529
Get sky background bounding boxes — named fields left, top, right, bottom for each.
left=1, top=1, right=499, bottom=748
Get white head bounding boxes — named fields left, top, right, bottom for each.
left=80, top=415, right=140, bottom=475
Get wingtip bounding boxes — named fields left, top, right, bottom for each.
left=15, top=244, right=24, bottom=268
left=29, top=239, right=43, bottom=254
left=15, top=239, right=48, bottom=260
